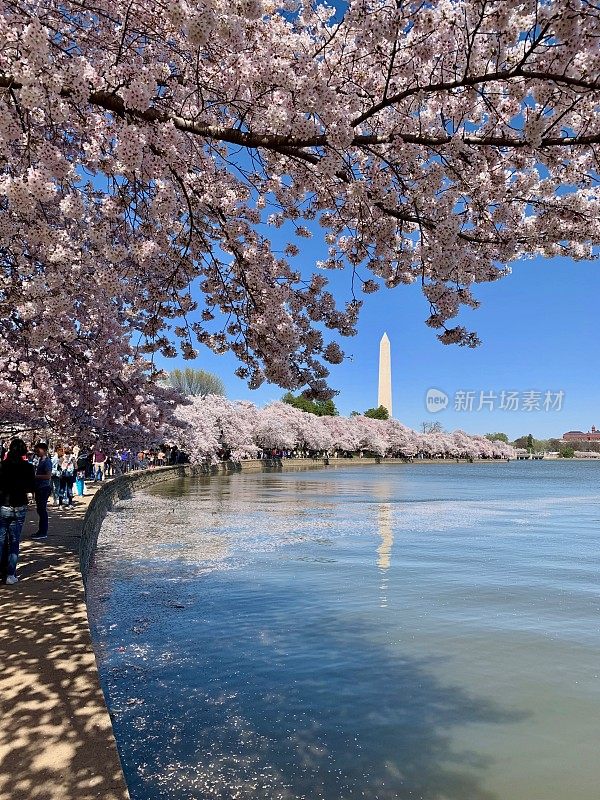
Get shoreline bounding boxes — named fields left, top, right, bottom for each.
left=80, top=458, right=514, bottom=581
left=0, top=487, right=130, bottom=800
left=0, top=455, right=563, bottom=800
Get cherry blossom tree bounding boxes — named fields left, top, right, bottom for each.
left=387, top=420, right=419, bottom=458
left=288, top=406, right=331, bottom=451
left=1, top=0, right=599, bottom=429
left=202, top=394, right=259, bottom=458
left=172, top=394, right=259, bottom=459
left=451, top=429, right=478, bottom=457
left=348, top=414, right=389, bottom=455
left=172, top=396, right=221, bottom=462
left=444, top=433, right=464, bottom=457
left=0, top=325, right=179, bottom=445
left=321, top=414, right=361, bottom=453
left=255, top=401, right=300, bottom=450
left=173, top=397, right=516, bottom=463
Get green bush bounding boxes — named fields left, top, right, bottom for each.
left=559, top=446, right=575, bottom=458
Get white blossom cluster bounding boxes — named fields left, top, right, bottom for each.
left=173, top=396, right=515, bottom=463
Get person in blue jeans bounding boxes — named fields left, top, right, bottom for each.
left=0, top=438, right=36, bottom=584
left=50, top=447, right=63, bottom=505
left=32, top=442, right=53, bottom=541
left=59, top=451, right=76, bottom=507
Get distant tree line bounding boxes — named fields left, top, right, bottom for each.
left=282, top=392, right=338, bottom=417
left=489, top=431, right=582, bottom=458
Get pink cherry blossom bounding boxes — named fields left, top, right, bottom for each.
left=173, top=397, right=515, bottom=464
left=1, top=0, right=598, bottom=430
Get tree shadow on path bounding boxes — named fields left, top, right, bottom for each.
left=0, top=500, right=129, bottom=800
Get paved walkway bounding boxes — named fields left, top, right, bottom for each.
left=0, top=490, right=130, bottom=800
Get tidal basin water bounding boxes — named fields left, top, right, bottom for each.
left=87, top=462, right=600, bottom=800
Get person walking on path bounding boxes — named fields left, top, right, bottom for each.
left=0, top=438, right=36, bottom=584
left=51, top=447, right=63, bottom=506
left=75, top=448, right=88, bottom=496
left=32, top=442, right=52, bottom=541
left=93, top=445, right=107, bottom=481
left=59, top=449, right=76, bottom=507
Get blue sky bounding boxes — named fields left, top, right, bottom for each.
left=156, top=248, right=599, bottom=441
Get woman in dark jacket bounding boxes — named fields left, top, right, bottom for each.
left=0, top=438, right=36, bottom=585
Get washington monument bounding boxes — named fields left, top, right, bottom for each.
left=378, top=332, right=393, bottom=417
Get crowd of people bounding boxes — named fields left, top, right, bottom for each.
left=0, top=438, right=188, bottom=586
left=0, top=440, right=51, bottom=585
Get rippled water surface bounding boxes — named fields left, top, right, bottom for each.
left=87, top=462, right=600, bottom=800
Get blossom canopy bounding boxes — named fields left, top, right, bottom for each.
left=1, top=0, right=599, bottom=429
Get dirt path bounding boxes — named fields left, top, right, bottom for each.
left=0, top=490, right=130, bottom=800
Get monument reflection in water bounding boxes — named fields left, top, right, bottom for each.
left=375, top=484, right=394, bottom=607
left=88, top=462, right=600, bottom=800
